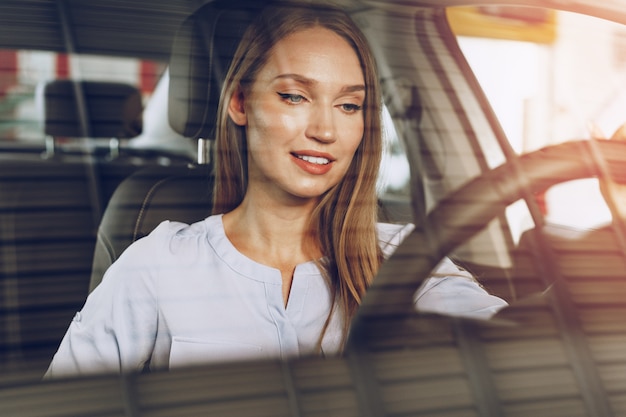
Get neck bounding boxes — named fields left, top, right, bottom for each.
left=222, top=194, right=323, bottom=307
left=222, top=194, right=321, bottom=266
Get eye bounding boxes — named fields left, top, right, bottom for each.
left=340, top=103, right=363, bottom=113
left=277, top=92, right=306, bottom=104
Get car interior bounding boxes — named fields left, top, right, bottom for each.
left=2, top=0, right=626, bottom=416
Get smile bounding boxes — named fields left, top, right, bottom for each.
left=291, top=152, right=334, bottom=175
left=294, top=154, right=330, bottom=165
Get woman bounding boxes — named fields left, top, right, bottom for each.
left=45, top=2, right=506, bottom=378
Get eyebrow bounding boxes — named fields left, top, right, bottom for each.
left=274, top=73, right=366, bottom=93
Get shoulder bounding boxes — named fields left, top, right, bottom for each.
left=99, top=216, right=218, bottom=288
left=124, top=215, right=220, bottom=260
left=93, top=216, right=221, bottom=297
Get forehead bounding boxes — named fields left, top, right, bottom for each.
left=259, top=26, right=365, bottom=85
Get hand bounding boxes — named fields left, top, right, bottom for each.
left=589, top=121, right=626, bottom=141
left=610, top=123, right=626, bottom=141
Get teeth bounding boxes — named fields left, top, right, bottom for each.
left=297, top=155, right=330, bottom=165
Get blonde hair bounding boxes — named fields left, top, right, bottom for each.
left=212, top=2, right=383, bottom=346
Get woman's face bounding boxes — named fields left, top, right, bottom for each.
left=228, top=26, right=366, bottom=204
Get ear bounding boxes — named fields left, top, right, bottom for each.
left=227, top=87, right=247, bottom=126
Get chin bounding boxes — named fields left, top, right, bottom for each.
left=290, top=186, right=334, bottom=201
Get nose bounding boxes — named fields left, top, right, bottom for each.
left=305, top=105, right=336, bottom=143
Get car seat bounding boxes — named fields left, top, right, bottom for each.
left=88, top=0, right=266, bottom=291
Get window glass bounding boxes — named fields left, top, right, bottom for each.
left=378, top=105, right=410, bottom=195
left=0, top=50, right=165, bottom=144
left=377, top=105, right=412, bottom=223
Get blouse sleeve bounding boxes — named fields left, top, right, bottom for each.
left=43, top=222, right=178, bottom=378
left=414, top=258, right=508, bottom=319
left=377, top=222, right=508, bottom=320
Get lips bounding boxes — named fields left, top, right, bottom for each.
left=291, top=151, right=335, bottom=175
left=294, top=154, right=330, bottom=165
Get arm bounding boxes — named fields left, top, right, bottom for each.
left=44, top=226, right=167, bottom=378
left=377, top=222, right=507, bottom=320
left=414, top=258, right=508, bottom=320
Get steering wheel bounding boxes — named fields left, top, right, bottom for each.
left=351, top=139, right=626, bottom=330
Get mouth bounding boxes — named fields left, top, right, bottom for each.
left=292, top=153, right=331, bottom=165
left=290, top=151, right=335, bottom=175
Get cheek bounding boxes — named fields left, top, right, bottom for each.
left=337, top=135, right=365, bottom=180
left=339, top=118, right=370, bottom=177
left=245, top=102, right=301, bottom=148
left=344, top=120, right=365, bottom=157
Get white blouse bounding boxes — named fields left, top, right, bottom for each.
left=45, top=215, right=507, bottom=378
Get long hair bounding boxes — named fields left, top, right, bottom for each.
left=212, top=1, right=383, bottom=345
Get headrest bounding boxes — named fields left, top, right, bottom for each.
left=167, top=0, right=267, bottom=140
left=43, top=80, right=143, bottom=138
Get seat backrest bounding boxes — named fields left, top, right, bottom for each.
left=41, top=80, right=142, bottom=159
left=167, top=0, right=265, bottom=140
left=43, top=80, right=143, bottom=139
left=88, top=0, right=266, bottom=291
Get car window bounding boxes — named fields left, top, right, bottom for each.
left=377, top=105, right=412, bottom=222
left=0, top=49, right=165, bottom=145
